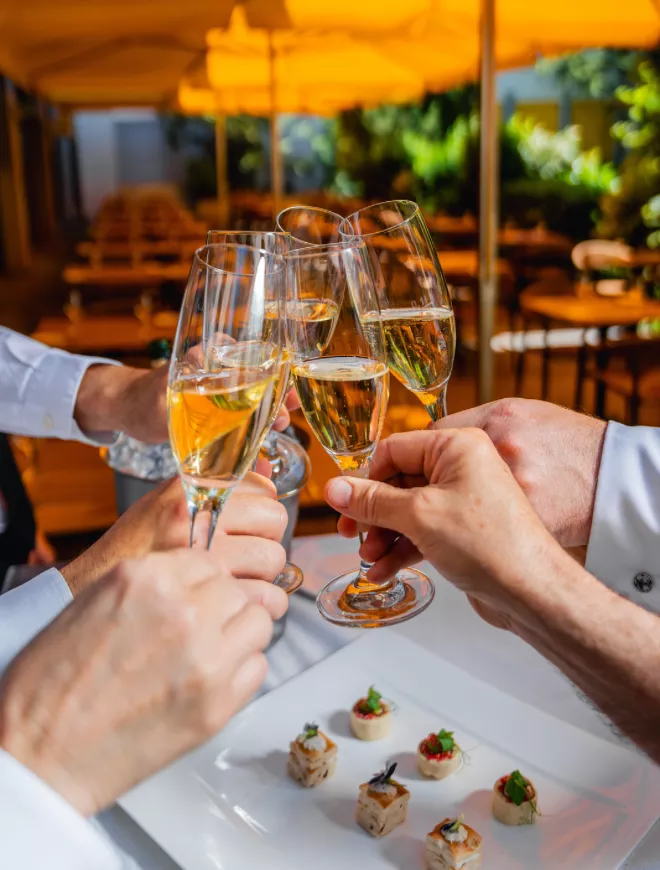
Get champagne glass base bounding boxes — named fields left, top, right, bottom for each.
left=274, top=561, right=304, bottom=595
left=262, top=431, right=311, bottom=499
left=316, top=567, right=435, bottom=628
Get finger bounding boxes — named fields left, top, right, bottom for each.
left=285, top=388, right=300, bottom=411
left=255, top=456, right=273, bottom=478
left=213, top=537, right=287, bottom=581
left=215, top=496, right=287, bottom=542
left=240, top=579, right=289, bottom=621
left=360, top=525, right=400, bottom=560
left=365, top=537, right=423, bottom=585
left=229, top=652, right=268, bottom=708
left=368, top=430, right=452, bottom=483
left=193, top=574, right=250, bottom=628
left=428, top=402, right=497, bottom=432
left=324, top=475, right=417, bottom=536
left=272, top=406, right=291, bottom=431
left=337, top=515, right=358, bottom=538
left=223, top=602, right=275, bottom=658
left=234, top=471, right=278, bottom=500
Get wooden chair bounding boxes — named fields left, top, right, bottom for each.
left=571, top=240, right=633, bottom=296
left=583, top=334, right=660, bottom=424
left=571, top=239, right=633, bottom=273
left=515, top=276, right=578, bottom=398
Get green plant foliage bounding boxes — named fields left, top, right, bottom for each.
left=598, top=53, right=660, bottom=247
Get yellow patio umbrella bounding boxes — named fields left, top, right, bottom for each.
left=242, top=0, right=660, bottom=401
left=202, top=7, right=425, bottom=216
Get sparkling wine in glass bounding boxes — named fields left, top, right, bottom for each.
left=168, top=243, right=287, bottom=549
left=205, top=230, right=309, bottom=593
left=285, top=238, right=434, bottom=627
left=340, top=200, right=456, bottom=422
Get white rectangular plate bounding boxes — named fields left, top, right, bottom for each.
left=120, top=631, right=660, bottom=870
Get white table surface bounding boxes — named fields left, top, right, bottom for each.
left=97, top=534, right=660, bottom=870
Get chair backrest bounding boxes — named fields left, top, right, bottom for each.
left=571, top=240, right=633, bottom=272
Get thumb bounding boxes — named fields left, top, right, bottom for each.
left=325, top=476, right=413, bottom=533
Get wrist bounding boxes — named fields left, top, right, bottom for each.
left=498, top=541, right=596, bottom=646
left=0, top=669, right=97, bottom=816
left=74, top=364, right=141, bottom=435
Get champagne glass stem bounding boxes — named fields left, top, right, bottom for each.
left=424, top=383, right=448, bottom=423
left=260, top=431, right=283, bottom=474
left=344, top=464, right=395, bottom=595
left=189, top=505, right=198, bottom=548
left=354, top=529, right=375, bottom=586
left=206, top=510, right=219, bottom=550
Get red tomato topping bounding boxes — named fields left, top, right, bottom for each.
left=352, top=699, right=386, bottom=719
left=420, top=734, right=455, bottom=760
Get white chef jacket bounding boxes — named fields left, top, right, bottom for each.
left=586, top=421, right=660, bottom=614
left=0, top=327, right=123, bottom=867
left=0, top=325, right=118, bottom=444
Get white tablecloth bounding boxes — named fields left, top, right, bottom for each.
left=96, top=534, right=660, bottom=869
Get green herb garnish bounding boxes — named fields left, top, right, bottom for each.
left=360, top=686, right=383, bottom=715
left=504, top=770, right=537, bottom=811
left=428, top=728, right=455, bottom=754
left=302, top=721, right=319, bottom=740
left=441, top=814, right=464, bottom=835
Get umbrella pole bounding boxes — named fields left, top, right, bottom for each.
left=477, top=0, right=498, bottom=404
left=214, top=112, right=229, bottom=227
left=268, top=31, right=283, bottom=219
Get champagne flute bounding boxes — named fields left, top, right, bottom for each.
left=285, top=239, right=435, bottom=627
left=168, top=243, right=288, bottom=551
left=340, top=200, right=456, bottom=422
left=276, top=205, right=346, bottom=246
left=206, top=230, right=309, bottom=595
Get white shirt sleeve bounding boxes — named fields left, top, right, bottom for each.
left=0, top=326, right=120, bottom=445
left=0, top=568, right=72, bottom=674
left=0, top=749, right=121, bottom=870
left=586, top=421, right=660, bottom=614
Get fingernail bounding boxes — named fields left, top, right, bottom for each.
left=327, top=478, right=353, bottom=508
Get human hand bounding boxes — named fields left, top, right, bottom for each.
left=61, top=472, right=287, bottom=596
left=430, top=399, right=607, bottom=548
left=271, top=387, right=301, bottom=432
left=326, top=428, right=560, bottom=623
left=74, top=363, right=169, bottom=443
left=0, top=550, right=285, bottom=816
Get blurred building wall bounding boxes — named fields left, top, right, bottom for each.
left=73, top=109, right=184, bottom=219
left=496, top=65, right=613, bottom=158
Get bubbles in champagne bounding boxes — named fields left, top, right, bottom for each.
left=363, top=307, right=455, bottom=407
left=167, top=356, right=279, bottom=502
left=292, top=355, right=389, bottom=472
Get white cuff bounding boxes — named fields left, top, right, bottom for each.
left=0, top=750, right=121, bottom=870
left=586, top=421, right=660, bottom=614
left=0, top=568, right=72, bottom=674
left=1, top=328, right=120, bottom=445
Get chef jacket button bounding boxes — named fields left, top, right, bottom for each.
left=633, top=572, right=654, bottom=593
left=43, top=413, right=54, bottom=431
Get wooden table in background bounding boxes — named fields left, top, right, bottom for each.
left=76, top=240, right=202, bottom=262
left=519, top=292, right=660, bottom=414
left=32, top=315, right=178, bottom=356
left=437, top=249, right=514, bottom=283
left=63, top=262, right=190, bottom=289
left=497, top=227, right=572, bottom=253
